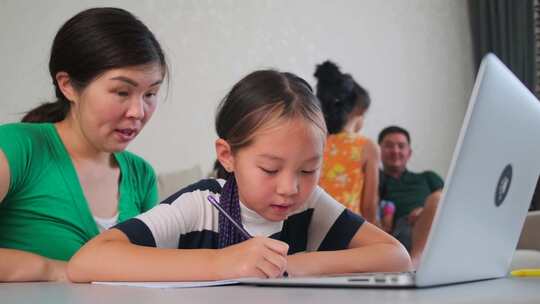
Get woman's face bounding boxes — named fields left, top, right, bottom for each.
left=230, top=117, right=325, bottom=221
left=70, top=63, right=163, bottom=153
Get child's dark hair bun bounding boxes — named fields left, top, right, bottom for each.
left=314, top=60, right=342, bottom=85
left=314, top=60, right=370, bottom=134
left=314, top=60, right=353, bottom=105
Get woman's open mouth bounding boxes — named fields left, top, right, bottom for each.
left=115, top=128, right=138, bottom=142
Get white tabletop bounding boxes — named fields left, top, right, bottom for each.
left=1, top=277, right=540, bottom=304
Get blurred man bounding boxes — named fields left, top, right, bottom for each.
left=378, top=126, right=443, bottom=268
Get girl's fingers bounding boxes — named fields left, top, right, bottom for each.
left=256, top=255, right=286, bottom=278
left=262, top=249, right=287, bottom=277
left=263, top=238, right=289, bottom=256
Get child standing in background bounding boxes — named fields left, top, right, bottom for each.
left=68, top=70, right=411, bottom=282
left=315, top=61, right=380, bottom=224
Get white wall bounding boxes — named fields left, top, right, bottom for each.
left=0, top=0, right=474, bottom=178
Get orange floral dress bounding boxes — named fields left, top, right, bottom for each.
left=319, top=132, right=367, bottom=215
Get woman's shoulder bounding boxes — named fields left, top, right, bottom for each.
left=0, top=122, right=55, bottom=150
left=0, top=122, right=53, bottom=136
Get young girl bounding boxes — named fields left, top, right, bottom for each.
left=315, top=61, right=381, bottom=224
left=68, top=70, right=411, bottom=282
left=0, top=7, right=167, bottom=282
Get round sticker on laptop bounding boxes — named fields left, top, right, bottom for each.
left=494, top=164, right=512, bottom=207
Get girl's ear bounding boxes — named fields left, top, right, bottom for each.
left=215, top=138, right=234, bottom=173
left=55, top=71, right=79, bottom=103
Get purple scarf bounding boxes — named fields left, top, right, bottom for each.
left=217, top=175, right=249, bottom=248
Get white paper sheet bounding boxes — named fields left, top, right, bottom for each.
left=92, top=279, right=239, bottom=288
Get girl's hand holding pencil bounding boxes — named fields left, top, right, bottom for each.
left=208, top=195, right=289, bottom=278
left=216, top=237, right=289, bottom=279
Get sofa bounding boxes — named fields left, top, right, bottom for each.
left=157, top=165, right=204, bottom=201
left=511, top=210, right=540, bottom=270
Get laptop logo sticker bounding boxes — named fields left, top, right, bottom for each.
left=495, top=164, right=512, bottom=207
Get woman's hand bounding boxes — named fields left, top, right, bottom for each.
left=217, top=237, right=288, bottom=279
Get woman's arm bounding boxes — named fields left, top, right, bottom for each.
left=68, top=228, right=289, bottom=282
left=0, top=249, right=67, bottom=282
left=0, top=149, right=10, bottom=203
left=286, top=222, right=412, bottom=277
left=360, top=139, right=380, bottom=224
left=1, top=150, right=69, bottom=282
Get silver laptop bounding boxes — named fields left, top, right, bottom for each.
left=238, top=54, right=540, bottom=288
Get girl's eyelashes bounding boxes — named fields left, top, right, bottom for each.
left=259, top=167, right=278, bottom=175
left=259, top=166, right=319, bottom=175
left=301, top=169, right=319, bottom=175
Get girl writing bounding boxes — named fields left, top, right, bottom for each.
left=68, top=70, right=411, bottom=282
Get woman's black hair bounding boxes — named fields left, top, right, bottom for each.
left=22, top=7, right=167, bottom=123
left=314, top=60, right=370, bottom=134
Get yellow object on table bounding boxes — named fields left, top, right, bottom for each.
left=511, top=269, right=540, bottom=277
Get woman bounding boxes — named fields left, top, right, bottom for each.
left=0, top=7, right=167, bottom=282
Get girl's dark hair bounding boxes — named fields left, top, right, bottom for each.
left=214, top=70, right=326, bottom=175
left=213, top=159, right=230, bottom=179
left=314, top=60, right=370, bottom=134
left=22, top=7, right=167, bottom=123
